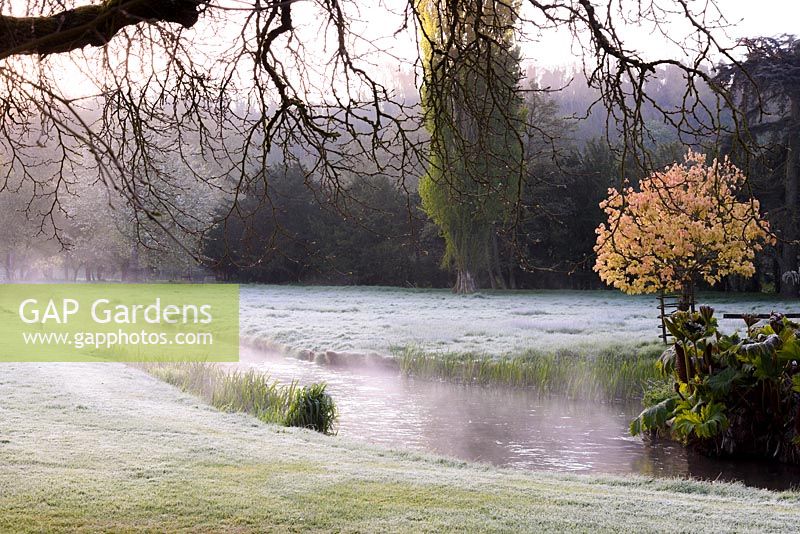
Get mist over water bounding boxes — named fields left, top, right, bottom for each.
left=241, top=347, right=800, bottom=490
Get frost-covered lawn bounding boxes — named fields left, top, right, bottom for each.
left=240, top=285, right=800, bottom=357
left=2, top=362, right=799, bottom=532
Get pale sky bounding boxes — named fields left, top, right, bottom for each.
left=289, top=0, right=800, bottom=94
left=523, top=0, right=800, bottom=68
left=5, top=1, right=800, bottom=101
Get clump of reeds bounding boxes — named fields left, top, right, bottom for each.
left=137, top=363, right=337, bottom=434
left=284, top=383, right=337, bottom=434
left=396, top=344, right=665, bottom=402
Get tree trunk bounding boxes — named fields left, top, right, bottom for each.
left=508, top=264, right=517, bottom=289
left=491, top=231, right=507, bottom=290
left=678, top=279, right=695, bottom=312
left=4, top=251, right=13, bottom=281
left=453, top=269, right=478, bottom=294
left=780, top=98, right=800, bottom=297
left=127, top=245, right=140, bottom=282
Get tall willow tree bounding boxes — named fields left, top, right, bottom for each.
left=418, top=0, right=525, bottom=294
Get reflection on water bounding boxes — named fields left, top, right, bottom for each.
left=240, top=348, right=800, bottom=490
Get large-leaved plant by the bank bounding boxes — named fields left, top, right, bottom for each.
left=632, top=306, right=800, bottom=463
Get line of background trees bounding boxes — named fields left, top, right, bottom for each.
left=202, top=35, right=800, bottom=296
left=2, top=40, right=799, bottom=295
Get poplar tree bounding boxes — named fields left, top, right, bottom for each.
left=418, top=0, right=525, bottom=293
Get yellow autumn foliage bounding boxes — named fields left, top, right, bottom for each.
left=594, top=151, right=773, bottom=295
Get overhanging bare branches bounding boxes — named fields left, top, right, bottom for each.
left=0, top=0, right=207, bottom=59
left=0, top=0, right=772, bottom=274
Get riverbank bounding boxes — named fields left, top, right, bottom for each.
left=2, top=362, right=798, bottom=532
left=396, top=344, right=665, bottom=400
left=240, top=286, right=798, bottom=400
left=244, top=336, right=663, bottom=402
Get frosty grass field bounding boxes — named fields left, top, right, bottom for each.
left=240, top=285, right=800, bottom=357
left=3, top=362, right=800, bottom=532
left=4, top=287, right=800, bottom=531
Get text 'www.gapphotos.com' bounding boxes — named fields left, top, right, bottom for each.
left=21, top=330, right=214, bottom=350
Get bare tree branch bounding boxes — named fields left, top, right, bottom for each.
left=0, top=0, right=206, bottom=59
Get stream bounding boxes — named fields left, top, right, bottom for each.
left=241, top=347, right=800, bottom=490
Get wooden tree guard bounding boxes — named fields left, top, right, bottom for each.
left=657, top=290, right=695, bottom=344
